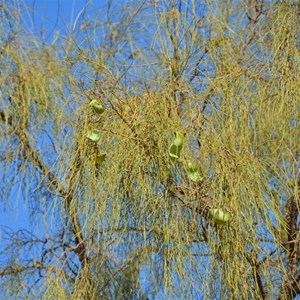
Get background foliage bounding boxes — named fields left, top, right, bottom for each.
left=0, top=0, right=299, bottom=299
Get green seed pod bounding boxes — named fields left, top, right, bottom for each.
left=87, top=130, right=101, bottom=142
left=169, top=144, right=180, bottom=159
left=89, top=99, right=105, bottom=114
left=188, top=171, right=202, bottom=182
left=173, top=132, right=184, bottom=147
left=186, top=160, right=202, bottom=182
left=187, top=160, right=198, bottom=173
left=169, top=132, right=184, bottom=161
left=210, top=208, right=230, bottom=225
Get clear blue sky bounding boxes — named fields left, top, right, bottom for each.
left=23, top=0, right=105, bottom=36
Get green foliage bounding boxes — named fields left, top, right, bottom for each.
left=0, top=0, right=299, bottom=299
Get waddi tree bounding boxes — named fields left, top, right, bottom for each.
left=0, top=1, right=299, bottom=299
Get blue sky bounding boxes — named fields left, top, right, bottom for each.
left=20, top=0, right=109, bottom=40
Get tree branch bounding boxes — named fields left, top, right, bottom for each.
left=277, top=175, right=300, bottom=299
left=0, top=262, right=75, bottom=283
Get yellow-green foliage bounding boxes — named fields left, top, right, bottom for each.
left=0, top=1, right=299, bottom=299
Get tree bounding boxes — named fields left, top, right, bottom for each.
left=0, top=0, right=299, bottom=299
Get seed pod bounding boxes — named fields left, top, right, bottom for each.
left=89, top=99, right=105, bottom=114
left=169, top=144, right=181, bottom=159
left=186, top=160, right=203, bottom=182
left=87, top=129, right=101, bottom=142
left=210, top=208, right=230, bottom=224
left=173, top=132, right=184, bottom=147
left=169, top=132, right=184, bottom=161
left=187, top=160, right=198, bottom=173
left=188, top=171, right=202, bottom=182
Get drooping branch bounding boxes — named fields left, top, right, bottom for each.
left=0, top=109, right=89, bottom=275
left=245, top=252, right=266, bottom=299
left=0, top=111, right=66, bottom=196
left=0, top=262, right=75, bottom=283
left=168, top=185, right=212, bottom=218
